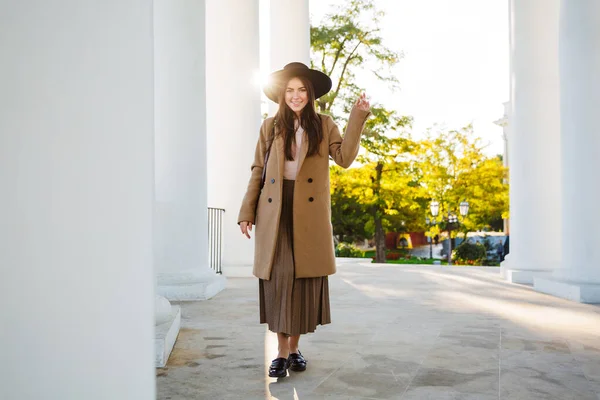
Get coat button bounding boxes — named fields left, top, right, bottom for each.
left=308, top=178, right=313, bottom=183
left=271, top=178, right=275, bottom=184
left=309, top=197, right=314, bottom=202
left=268, top=198, right=272, bottom=203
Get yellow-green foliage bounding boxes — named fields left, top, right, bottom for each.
left=330, top=123, right=509, bottom=240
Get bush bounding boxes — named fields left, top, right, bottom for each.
left=335, top=242, right=364, bottom=258
left=363, top=249, right=410, bottom=261
left=453, top=242, right=486, bottom=265
left=482, top=258, right=500, bottom=267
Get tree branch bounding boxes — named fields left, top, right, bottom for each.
left=328, top=37, right=348, bottom=76
left=327, top=40, right=363, bottom=111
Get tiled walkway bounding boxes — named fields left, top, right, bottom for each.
left=157, top=260, right=600, bottom=400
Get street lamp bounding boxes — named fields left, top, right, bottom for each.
left=447, top=201, right=469, bottom=265
left=448, top=213, right=458, bottom=224
left=460, top=200, right=470, bottom=217
left=430, top=201, right=440, bottom=217
left=425, top=216, right=435, bottom=259
left=446, top=213, right=458, bottom=265
left=426, top=201, right=440, bottom=259
left=427, top=200, right=469, bottom=264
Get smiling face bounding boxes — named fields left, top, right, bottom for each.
left=284, top=77, right=308, bottom=117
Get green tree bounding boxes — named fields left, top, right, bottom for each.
left=311, top=0, right=411, bottom=262
left=352, top=107, right=417, bottom=263
left=311, top=0, right=402, bottom=120
left=330, top=165, right=371, bottom=243
left=453, top=155, right=509, bottom=232
left=416, top=125, right=509, bottom=236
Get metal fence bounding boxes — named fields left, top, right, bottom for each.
left=207, top=207, right=225, bottom=274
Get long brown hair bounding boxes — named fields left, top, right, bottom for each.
left=275, top=76, right=323, bottom=161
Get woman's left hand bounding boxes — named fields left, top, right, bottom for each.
left=355, top=92, right=371, bottom=112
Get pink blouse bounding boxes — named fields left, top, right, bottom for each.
left=283, top=126, right=305, bottom=180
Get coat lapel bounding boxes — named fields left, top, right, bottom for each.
left=295, top=130, right=309, bottom=175
left=275, top=132, right=285, bottom=181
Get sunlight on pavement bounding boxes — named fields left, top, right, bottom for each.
left=264, top=327, right=278, bottom=398
left=441, top=290, right=600, bottom=336
left=340, top=277, right=413, bottom=298
left=417, top=268, right=500, bottom=287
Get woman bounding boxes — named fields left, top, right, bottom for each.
left=238, top=62, right=370, bottom=378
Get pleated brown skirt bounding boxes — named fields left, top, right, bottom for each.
left=259, top=179, right=331, bottom=336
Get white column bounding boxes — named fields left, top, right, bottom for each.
left=500, top=102, right=510, bottom=171
left=535, top=0, right=600, bottom=303
left=493, top=101, right=510, bottom=235
left=0, top=2, right=155, bottom=399
left=154, top=0, right=226, bottom=300
left=268, top=0, right=311, bottom=115
left=270, top=0, right=310, bottom=68
left=501, top=0, right=561, bottom=284
left=206, top=0, right=261, bottom=277
left=154, top=293, right=180, bottom=367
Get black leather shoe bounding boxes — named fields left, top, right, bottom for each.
left=268, top=357, right=289, bottom=378
left=288, top=351, right=307, bottom=372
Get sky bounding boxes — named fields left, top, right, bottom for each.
left=260, top=0, right=510, bottom=157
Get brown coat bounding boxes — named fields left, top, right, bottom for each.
left=238, top=107, right=370, bottom=280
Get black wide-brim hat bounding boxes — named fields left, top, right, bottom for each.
left=263, top=62, right=332, bottom=103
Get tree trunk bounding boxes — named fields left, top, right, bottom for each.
left=373, top=162, right=386, bottom=263
left=374, top=212, right=386, bottom=263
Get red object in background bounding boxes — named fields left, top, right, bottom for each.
left=386, top=231, right=429, bottom=248
left=385, top=232, right=399, bottom=249
left=409, top=232, right=428, bottom=247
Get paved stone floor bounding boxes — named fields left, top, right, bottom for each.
left=156, top=261, right=600, bottom=400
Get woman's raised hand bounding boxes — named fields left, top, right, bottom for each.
left=240, top=221, right=253, bottom=239
left=355, top=92, right=371, bottom=112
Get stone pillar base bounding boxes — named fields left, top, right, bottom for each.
left=534, top=278, right=600, bottom=304
left=501, top=265, right=553, bottom=284
left=155, top=304, right=181, bottom=367
left=222, top=263, right=253, bottom=278
left=157, top=269, right=226, bottom=301
left=500, top=256, right=554, bottom=284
